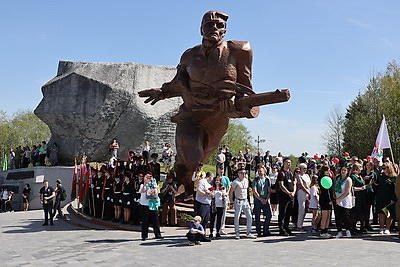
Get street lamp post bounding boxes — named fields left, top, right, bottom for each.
left=255, top=135, right=266, bottom=153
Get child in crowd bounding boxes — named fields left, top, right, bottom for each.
left=309, top=175, right=321, bottom=233
left=186, top=216, right=205, bottom=246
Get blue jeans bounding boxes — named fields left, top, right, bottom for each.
left=253, top=200, right=272, bottom=234
left=234, top=198, right=253, bottom=235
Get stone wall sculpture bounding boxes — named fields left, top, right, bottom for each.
left=35, top=61, right=182, bottom=165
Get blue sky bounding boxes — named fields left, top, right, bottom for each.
left=1, top=0, right=399, bottom=157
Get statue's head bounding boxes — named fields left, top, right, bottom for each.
left=200, top=10, right=228, bottom=43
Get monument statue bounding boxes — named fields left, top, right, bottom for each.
left=139, top=11, right=290, bottom=191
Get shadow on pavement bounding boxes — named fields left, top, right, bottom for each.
left=85, top=239, right=137, bottom=243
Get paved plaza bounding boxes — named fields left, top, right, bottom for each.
left=0, top=209, right=399, bottom=266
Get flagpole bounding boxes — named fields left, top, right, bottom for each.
left=389, top=148, right=395, bottom=164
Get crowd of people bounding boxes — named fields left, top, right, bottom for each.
left=6, top=141, right=59, bottom=169
left=186, top=147, right=400, bottom=245
left=79, top=143, right=181, bottom=241
left=3, top=136, right=399, bottom=245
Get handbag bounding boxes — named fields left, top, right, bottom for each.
left=351, top=186, right=356, bottom=208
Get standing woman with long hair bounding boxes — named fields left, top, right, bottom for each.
left=349, top=163, right=368, bottom=234
left=334, top=166, right=353, bottom=238
left=362, top=161, right=377, bottom=231
left=318, top=165, right=333, bottom=238
left=375, top=162, right=397, bottom=234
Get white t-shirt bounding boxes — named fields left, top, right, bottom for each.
left=309, top=185, right=319, bottom=209
left=216, top=153, right=225, bottom=164
left=335, top=177, right=353, bottom=209
left=139, top=184, right=148, bottom=206
left=196, top=179, right=212, bottom=205
left=269, top=172, right=277, bottom=185
left=214, top=188, right=227, bottom=207
left=297, top=173, right=311, bottom=198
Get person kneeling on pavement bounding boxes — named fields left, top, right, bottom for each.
left=187, top=216, right=205, bottom=246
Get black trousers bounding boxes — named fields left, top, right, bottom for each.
left=334, top=205, right=350, bottom=231
left=53, top=198, right=63, bottom=217
left=209, top=207, right=224, bottom=234
left=43, top=200, right=54, bottom=223
left=186, top=232, right=204, bottom=242
left=278, top=197, right=293, bottom=230
left=195, top=201, right=211, bottom=234
left=140, top=205, right=161, bottom=239
left=132, top=202, right=141, bottom=225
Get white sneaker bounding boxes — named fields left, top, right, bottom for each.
left=326, top=233, right=332, bottom=238
left=219, top=230, right=227, bottom=235
left=335, top=232, right=343, bottom=238
left=384, top=229, right=391, bottom=235
left=235, top=233, right=240, bottom=240
left=379, top=229, right=384, bottom=234
left=346, top=230, right=352, bottom=238
left=246, top=233, right=257, bottom=239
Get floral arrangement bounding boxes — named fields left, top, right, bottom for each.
left=177, top=213, right=194, bottom=222
left=209, top=186, right=224, bottom=191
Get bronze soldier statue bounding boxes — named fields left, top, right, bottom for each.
left=139, top=11, right=290, bottom=192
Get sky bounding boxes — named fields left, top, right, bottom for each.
left=1, top=0, right=399, bottom=157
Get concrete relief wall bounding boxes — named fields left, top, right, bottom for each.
left=35, top=61, right=182, bottom=164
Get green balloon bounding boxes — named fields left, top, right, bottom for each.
left=321, top=176, right=332, bottom=189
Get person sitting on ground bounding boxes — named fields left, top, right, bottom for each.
left=186, top=216, right=205, bottom=246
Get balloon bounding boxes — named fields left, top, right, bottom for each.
left=333, top=158, right=339, bottom=164
left=344, top=152, right=350, bottom=157
left=367, top=156, right=372, bottom=161
left=321, top=176, right=333, bottom=189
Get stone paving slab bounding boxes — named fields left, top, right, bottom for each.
left=1, top=210, right=399, bottom=266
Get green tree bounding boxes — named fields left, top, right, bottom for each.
left=0, top=110, right=51, bottom=167
left=206, top=119, right=255, bottom=164
left=324, top=104, right=345, bottom=157
left=343, top=61, right=400, bottom=160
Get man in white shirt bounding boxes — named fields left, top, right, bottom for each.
left=196, top=171, right=214, bottom=236
left=216, top=148, right=226, bottom=174
left=229, top=170, right=257, bottom=239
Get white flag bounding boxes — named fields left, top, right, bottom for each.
left=371, top=116, right=391, bottom=159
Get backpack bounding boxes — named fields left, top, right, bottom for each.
left=60, top=187, right=67, bottom=201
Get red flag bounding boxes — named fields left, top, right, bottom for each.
left=78, top=163, right=87, bottom=202
left=70, top=159, right=78, bottom=200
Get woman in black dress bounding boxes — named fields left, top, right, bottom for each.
left=21, top=183, right=31, bottom=211
left=318, top=166, right=333, bottom=238
left=112, top=175, right=123, bottom=222
left=375, top=162, right=397, bottom=235
left=122, top=173, right=134, bottom=224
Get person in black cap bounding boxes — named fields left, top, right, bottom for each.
left=112, top=174, right=123, bottom=222
left=102, top=170, right=114, bottom=220
left=39, top=180, right=55, bottom=225
left=54, top=179, right=66, bottom=219
left=122, top=173, right=134, bottom=224
left=148, top=153, right=161, bottom=183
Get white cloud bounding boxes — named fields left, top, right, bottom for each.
left=345, top=18, right=370, bottom=29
